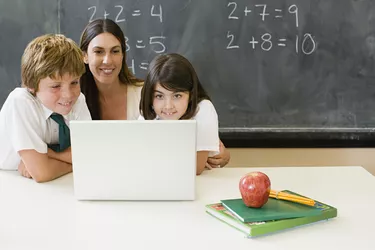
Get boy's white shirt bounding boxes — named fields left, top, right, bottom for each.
left=139, top=99, right=220, bottom=156
left=0, top=88, right=91, bottom=170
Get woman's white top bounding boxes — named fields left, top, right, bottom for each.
left=127, top=84, right=143, bottom=120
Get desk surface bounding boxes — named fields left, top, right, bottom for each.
left=1, top=167, right=375, bottom=250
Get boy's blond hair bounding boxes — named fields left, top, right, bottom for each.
left=21, top=34, right=85, bottom=91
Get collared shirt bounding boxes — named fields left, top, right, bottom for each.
left=0, top=88, right=91, bottom=170
left=193, top=100, right=220, bottom=157
left=138, top=99, right=220, bottom=156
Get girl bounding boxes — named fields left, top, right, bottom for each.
left=140, top=53, right=221, bottom=175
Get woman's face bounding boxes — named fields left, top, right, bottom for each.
left=84, top=32, right=123, bottom=86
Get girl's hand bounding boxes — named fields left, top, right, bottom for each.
left=206, top=141, right=230, bottom=168
left=205, top=162, right=213, bottom=170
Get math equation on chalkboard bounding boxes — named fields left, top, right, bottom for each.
left=226, top=2, right=316, bottom=54
left=85, top=1, right=318, bottom=75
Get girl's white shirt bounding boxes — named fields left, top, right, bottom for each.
left=139, top=99, right=220, bottom=156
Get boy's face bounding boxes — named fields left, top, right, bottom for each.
left=152, top=83, right=190, bottom=120
left=33, top=73, right=81, bottom=115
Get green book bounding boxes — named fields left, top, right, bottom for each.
left=206, top=193, right=337, bottom=237
left=221, top=194, right=322, bottom=223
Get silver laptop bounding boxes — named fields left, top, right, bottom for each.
left=70, top=120, right=196, bottom=201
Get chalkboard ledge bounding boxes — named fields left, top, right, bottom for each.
left=219, top=128, right=375, bottom=148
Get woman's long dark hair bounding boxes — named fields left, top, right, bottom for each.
left=79, top=18, right=142, bottom=120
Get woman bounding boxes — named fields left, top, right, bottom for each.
left=79, top=18, right=230, bottom=168
left=80, top=18, right=142, bottom=120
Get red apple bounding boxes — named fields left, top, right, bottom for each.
left=239, top=171, right=271, bottom=208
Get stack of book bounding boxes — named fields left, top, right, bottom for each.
left=205, top=190, right=337, bottom=237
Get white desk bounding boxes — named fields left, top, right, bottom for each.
left=1, top=167, right=375, bottom=250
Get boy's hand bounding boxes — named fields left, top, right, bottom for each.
left=206, top=141, right=230, bottom=168
left=18, top=161, right=32, bottom=179
left=47, top=147, right=72, bottom=164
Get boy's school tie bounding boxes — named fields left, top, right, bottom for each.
left=48, top=113, right=71, bottom=152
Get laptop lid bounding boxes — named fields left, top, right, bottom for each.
left=70, top=120, right=196, bottom=201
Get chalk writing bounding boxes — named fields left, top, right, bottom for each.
left=88, top=4, right=163, bottom=23
left=124, top=36, right=166, bottom=54
left=226, top=3, right=316, bottom=54
left=127, top=59, right=150, bottom=75
left=227, top=3, right=299, bottom=28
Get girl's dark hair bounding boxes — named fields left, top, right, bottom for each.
left=140, top=53, right=211, bottom=120
left=79, top=18, right=142, bottom=120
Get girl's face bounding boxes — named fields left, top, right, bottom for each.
left=84, top=32, right=123, bottom=86
left=152, top=83, right=190, bottom=120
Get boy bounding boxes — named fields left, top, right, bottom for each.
left=0, top=34, right=91, bottom=182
